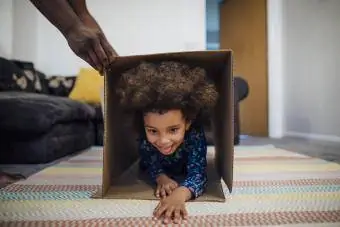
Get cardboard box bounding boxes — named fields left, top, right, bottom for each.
left=93, top=50, right=234, bottom=202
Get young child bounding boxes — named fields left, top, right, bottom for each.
left=116, top=61, right=218, bottom=224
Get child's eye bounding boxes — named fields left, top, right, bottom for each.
left=169, top=128, right=179, bottom=134
left=147, top=129, right=158, bottom=135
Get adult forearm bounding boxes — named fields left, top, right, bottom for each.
left=80, top=14, right=104, bottom=33
left=29, top=0, right=82, bottom=36
left=66, top=0, right=102, bottom=32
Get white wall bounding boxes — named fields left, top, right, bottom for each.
left=267, top=0, right=285, bottom=139
left=0, top=0, right=206, bottom=75
left=12, top=0, right=38, bottom=62
left=33, top=0, right=206, bottom=75
left=0, top=0, right=13, bottom=59
left=269, top=0, right=340, bottom=142
left=284, top=0, right=340, bottom=141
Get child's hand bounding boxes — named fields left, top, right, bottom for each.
left=153, top=186, right=192, bottom=224
left=155, top=174, right=178, bottom=198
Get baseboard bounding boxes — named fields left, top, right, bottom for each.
left=285, top=131, right=340, bottom=143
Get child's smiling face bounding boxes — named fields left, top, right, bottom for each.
left=143, top=109, right=191, bottom=156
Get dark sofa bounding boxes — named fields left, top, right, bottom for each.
left=0, top=57, right=248, bottom=165
left=0, top=57, right=104, bottom=164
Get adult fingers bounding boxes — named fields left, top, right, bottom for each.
left=88, top=49, right=101, bottom=71
left=99, top=34, right=118, bottom=61
left=84, top=54, right=96, bottom=70
left=163, top=206, right=174, bottom=224
left=92, top=38, right=108, bottom=67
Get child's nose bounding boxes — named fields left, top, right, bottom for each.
left=159, top=136, right=170, bottom=145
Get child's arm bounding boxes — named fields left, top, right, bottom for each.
left=179, top=126, right=208, bottom=199
left=139, top=139, right=164, bottom=183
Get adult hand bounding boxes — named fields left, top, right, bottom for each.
left=65, top=23, right=117, bottom=73
left=29, top=0, right=117, bottom=73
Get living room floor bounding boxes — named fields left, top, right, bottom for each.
left=1, top=136, right=340, bottom=188
left=240, top=136, right=340, bottom=164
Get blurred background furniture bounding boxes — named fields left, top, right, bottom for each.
left=0, top=57, right=249, bottom=164
left=204, top=76, right=249, bottom=146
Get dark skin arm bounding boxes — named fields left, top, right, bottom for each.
left=67, top=0, right=118, bottom=62
left=67, top=0, right=103, bottom=33
left=29, top=0, right=82, bottom=36
left=29, top=0, right=117, bottom=72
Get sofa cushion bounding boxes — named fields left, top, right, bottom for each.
left=0, top=121, right=95, bottom=164
left=89, top=104, right=103, bottom=121
left=0, top=92, right=96, bottom=135
left=94, top=121, right=104, bottom=146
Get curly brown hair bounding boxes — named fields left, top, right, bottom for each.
left=116, top=61, right=218, bottom=122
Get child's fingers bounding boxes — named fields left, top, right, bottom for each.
left=173, top=208, right=182, bottom=224
left=155, top=185, right=161, bottom=198
left=153, top=202, right=161, bottom=216
left=164, top=185, right=172, bottom=196
left=160, top=187, right=167, bottom=198
left=163, top=206, right=175, bottom=224
left=181, top=206, right=188, bottom=220
left=154, top=203, right=167, bottom=219
left=169, top=183, right=178, bottom=190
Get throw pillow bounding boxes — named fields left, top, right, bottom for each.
left=47, top=75, right=76, bottom=96
left=0, top=57, right=35, bottom=92
left=11, top=60, right=49, bottom=93
left=68, top=68, right=104, bottom=104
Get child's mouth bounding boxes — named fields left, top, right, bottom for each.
left=160, top=145, right=173, bottom=154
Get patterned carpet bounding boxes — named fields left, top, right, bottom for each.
left=0, top=145, right=340, bottom=226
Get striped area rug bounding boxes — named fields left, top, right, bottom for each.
left=0, top=145, right=340, bottom=226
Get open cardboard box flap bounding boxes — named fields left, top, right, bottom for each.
left=93, top=50, right=234, bottom=202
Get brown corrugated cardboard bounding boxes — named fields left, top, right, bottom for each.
left=92, top=50, right=234, bottom=202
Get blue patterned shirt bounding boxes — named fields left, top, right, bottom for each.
left=139, top=124, right=208, bottom=199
